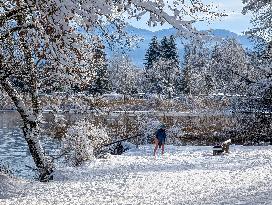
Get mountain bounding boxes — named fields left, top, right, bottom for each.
left=117, top=27, right=255, bottom=68
left=209, top=29, right=254, bottom=49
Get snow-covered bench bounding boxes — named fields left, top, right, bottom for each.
left=213, top=139, right=231, bottom=156
left=213, top=145, right=224, bottom=155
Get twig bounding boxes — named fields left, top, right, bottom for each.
left=25, top=165, right=38, bottom=171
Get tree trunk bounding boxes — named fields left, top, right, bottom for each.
left=4, top=6, right=53, bottom=181
left=21, top=120, right=53, bottom=182
left=1, top=79, right=53, bottom=181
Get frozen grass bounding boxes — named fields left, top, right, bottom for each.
left=1, top=145, right=272, bottom=205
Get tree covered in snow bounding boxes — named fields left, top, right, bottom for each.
left=241, top=0, right=271, bottom=102
left=0, top=0, right=224, bottom=180
left=242, top=0, right=271, bottom=43
left=144, top=36, right=160, bottom=71
left=144, top=36, right=161, bottom=91
left=144, top=35, right=181, bottom=97
left=160, top=35, right=182, bottom=96
left=88, top=38, right=111, bottom=96
left=109, top=55, right=141, bottom=97
left=209, top=39, right=250, bottom=95
left=261, top=42, right=272, bottom=102
left=245, top=43, right=272, bottom=103
left=181, top=40, right=211, bottom=95
left=150, top=57, right=181, bottom=98
left=62, top=120, right=110, bottom=166
left=181, top=44, right=192, bottom=95
left=181, top=38, right=259, bottom=96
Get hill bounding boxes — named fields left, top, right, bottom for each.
left=115, top=26, right=255, bottom=68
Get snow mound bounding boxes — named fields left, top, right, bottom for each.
left=0, top=174, right=26, bottom=199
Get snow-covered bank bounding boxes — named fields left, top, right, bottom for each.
left=1, top=145, right=272, bottom=205
left=0, top=174, right=27, bottom=199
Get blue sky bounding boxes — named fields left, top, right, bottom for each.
left=128, top=0, right=252, bottom=35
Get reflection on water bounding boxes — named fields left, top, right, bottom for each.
left=0, top=111, right=60, bottom=179
left=0, top=111, right=36, bottom=178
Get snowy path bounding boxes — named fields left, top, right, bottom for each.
left=1, top=145, right=272, bottom=205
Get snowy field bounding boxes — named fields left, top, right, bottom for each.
left=1, top=145, right=272, bottom=205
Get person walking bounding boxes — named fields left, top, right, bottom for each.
left=153, top=124, right=167, bottom=156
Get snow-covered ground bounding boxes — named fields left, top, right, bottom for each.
left=1, top=145, right=272, bottom=205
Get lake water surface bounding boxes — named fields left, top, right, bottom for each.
left=0, top=111, right=61, bottom=179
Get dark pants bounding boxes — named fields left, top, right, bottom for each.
left=157, top=138, right=165, bottom=148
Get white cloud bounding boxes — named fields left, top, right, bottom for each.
left=128, top=0, right=252, bottom=34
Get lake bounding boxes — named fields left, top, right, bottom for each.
left=0, top=111, right=61, bottom=179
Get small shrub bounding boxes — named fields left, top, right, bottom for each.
left=62, top=120, right=110, bottom=166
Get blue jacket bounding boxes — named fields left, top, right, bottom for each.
left=156, top=129, right=166, bottom=142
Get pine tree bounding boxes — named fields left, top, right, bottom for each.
left=144, top=35, right=181, bottom=97
left=89, top=39, right=111, bottom=96
left=181, top=44, right=192, bottom=95
left=158, top=35, right=181, bottom=98
left=160, top=35, right=179, bottom=64
left=143, top=36, right=161, bottom=94
left=168, top=35, right=182, bottom=95
left=168, top=35, right=180, bottom=66
left=144, top=36, right=160, bottom=71
left=160, top=36, right=170, bottom=58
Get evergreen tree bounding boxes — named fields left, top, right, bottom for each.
left=144, top=35, right=181, bottom=97
left=181, top=44, right=193, bottom=95
left=143, top=36, right=161, bottom=94
left=160, top=35, right=180, bottom=64
left=144, top=36, right=160, bottom=71
left=159, top=36, right=181, bottom=97
left=168, top=35, right=182, bottom=95
left=160, top=36, right=170, bottom=58
left=89, top=39, right=111, bottom=96
left=168, top=35, right=180, bottom=67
